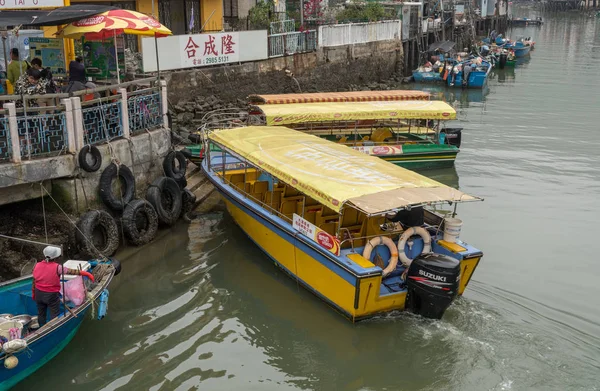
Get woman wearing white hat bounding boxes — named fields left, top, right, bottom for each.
left=32, top=246, right=95, bottom=326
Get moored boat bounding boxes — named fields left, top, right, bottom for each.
left=200, top=125, right=484, bottom=321
left=446, top=57, right=492, bottom=88
left=249, top=100, right=462, bottom=169
left=0, top=258, right=120, bottom=390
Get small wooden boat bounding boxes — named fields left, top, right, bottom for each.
left=200, top=126, right=483, bottom=321
left=510, top=17, right=543, bottom=26
left=0, top=259, right=120, bottom=390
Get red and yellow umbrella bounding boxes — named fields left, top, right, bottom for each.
left=57, top=9, right=171, bottom=40
left=57, top=9, right=171, bottom=83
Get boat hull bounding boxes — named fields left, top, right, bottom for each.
left=0, top=311, right=86, bottom=391
left=412, top=70, right=444, bottom=83
left=511, top=46, right=531, bottom=57
left=202, top=158, right=482, bottom=321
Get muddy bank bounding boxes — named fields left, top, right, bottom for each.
left=169, top=75, right=411, bottom=139
left=0, top=199, right=77, bottom=282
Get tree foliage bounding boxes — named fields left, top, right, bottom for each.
left=335, top=2, right=394, bottom=23
left=248, top=0, right=277, bottom=30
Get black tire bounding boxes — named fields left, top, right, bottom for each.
left=99, top=163, right=136, bottom=212
left=76, top=210, right=119, bottom=258
left=122, top=199, right=159, bottom=246
left=146, top=177, right=182, bottom=226
left=78, top=145, right=102, bottom=172
left=163, top=151, right=187, bottom=181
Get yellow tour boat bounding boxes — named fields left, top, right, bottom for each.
left=200, top=126, right=483, bottom=321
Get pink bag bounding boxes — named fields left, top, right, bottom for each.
left=60, top=276, right=87, bottom=306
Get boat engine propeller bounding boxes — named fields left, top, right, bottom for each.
left=405, top=253, right=461, bottom=319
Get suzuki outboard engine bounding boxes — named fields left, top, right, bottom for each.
left=405, top=253, right=461, bottom=319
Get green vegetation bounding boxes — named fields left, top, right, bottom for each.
left=247, top=0, right=278, bottom=30
left=335, top=2, right=395, bottom=23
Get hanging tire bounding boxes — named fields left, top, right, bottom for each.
left=99, top=163, right=136, bottom=212
left=163, top=151, right=187, bottom=181
left=146, top=177, right=182, bottom=226
left=78, top=145, right=102, bottom=172
left=122, top=199, right=159, bottom=246
left=76, top=210, right=119, bottom=258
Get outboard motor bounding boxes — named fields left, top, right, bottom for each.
left=441, top=128, right=462, bottom=148
left=405, top=253, right=461, bottom=319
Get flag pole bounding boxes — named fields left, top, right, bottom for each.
left=114, top=30, right=121, bottom=84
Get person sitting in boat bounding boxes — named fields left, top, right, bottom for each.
left=32, top=246, right=95, bottom=326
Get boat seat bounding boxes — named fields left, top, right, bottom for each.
left=371, top=128, right=393, bottom=143
left=229, top=173, right=245, bottom=184
left=280, top=199, right=298, bottom=220
left=318, top=222, right=339, bottom=236
left=283, top=185, right=300, bottom=197
left=251, top=181, right=269, bottom=202
left=316, top=210, right=339, bottom=227
left=235, top=182, right=251, bottom=193
left=303, top=211, right=317, bottom=225
left=264, top=189, right=283, bottom=212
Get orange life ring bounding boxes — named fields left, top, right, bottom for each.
left=362, top=236, right=398, bottom=276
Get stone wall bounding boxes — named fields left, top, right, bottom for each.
left=162, top=40, right=404, bottom=136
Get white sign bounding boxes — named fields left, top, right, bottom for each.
left=141, top=30, right=269, bottom=72
left=0, top=0, right=63, bottom=9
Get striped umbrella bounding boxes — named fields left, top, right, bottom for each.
left=57, top=10, right=171, bottom=83
left=57, top=9, right=171, bottom=40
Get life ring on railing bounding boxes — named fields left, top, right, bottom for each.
left=397, top=226, right=432, bottom=267
left=362, top=236, right=398, bottom=277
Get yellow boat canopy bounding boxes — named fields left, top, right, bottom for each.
left=254, top=100, right=457, bottom=125
left=208, top=126, right=480, bottom=215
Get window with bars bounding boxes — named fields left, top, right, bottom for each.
left=159, top=0, right=201, bottom=34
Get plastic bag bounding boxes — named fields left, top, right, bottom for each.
left=60, top=276, right=86, bottom=306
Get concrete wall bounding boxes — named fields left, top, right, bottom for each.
left=0, top=128, right=170, bottom=213
left=164, top=39, right=404, bottom=105
left=52, top=128, right=171, bottom=214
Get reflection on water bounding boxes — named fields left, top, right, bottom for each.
left=14, top=8, right=600, bottom=391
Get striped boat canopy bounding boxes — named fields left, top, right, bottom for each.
left=208, top=126, right=480, bottom=215
left=253, top=100, right=456, bottom=126
left=247, top=90, right=430, bottom=105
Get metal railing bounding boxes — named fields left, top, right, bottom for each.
left=318, top=20, right=401, bottom=47
left=270, top=19, right=296, bottom=34
left=0, top=77, right=166, bottom=164
left=81, top=99, right=123, bottom=145
left=0, top=114, right=10, bottom=162
left=128, top=88, right=163, bottom=135
left=268, top=30, right=318, bottom=58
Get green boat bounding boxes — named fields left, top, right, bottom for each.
left=183, top=96, right=463, bottom=171
left=250, top=100, right=462, bottom=170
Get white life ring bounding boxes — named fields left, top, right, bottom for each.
left=397, top=226, right=432, bottom=267
left=362, top=236, right=398, bottom=277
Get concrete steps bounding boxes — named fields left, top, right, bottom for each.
left=185, top=162, right=215, bottom=208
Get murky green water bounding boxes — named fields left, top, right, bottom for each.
left=15, top=10, right=600, bottom=391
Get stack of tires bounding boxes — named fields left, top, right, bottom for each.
left=74, top=147, right=195, bottom=259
